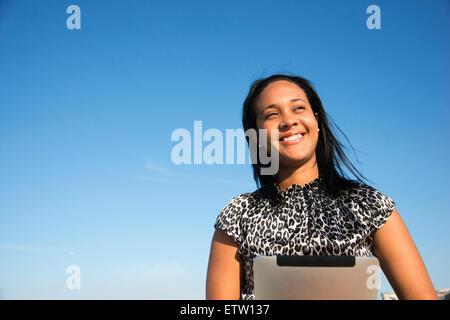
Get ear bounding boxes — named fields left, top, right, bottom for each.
left=314, top=112, right=319, bottom=122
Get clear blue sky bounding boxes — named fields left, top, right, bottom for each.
left=0, top=0, right=449, bottom=299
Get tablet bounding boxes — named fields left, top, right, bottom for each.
left=253, top=255, right=380, bottom=300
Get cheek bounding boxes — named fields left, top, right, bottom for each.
left=307, top=114, right=319, bottom=130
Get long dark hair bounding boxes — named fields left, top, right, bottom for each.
left=242, top=74, right=369, bottom=198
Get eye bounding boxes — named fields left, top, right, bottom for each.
left=295, top=106, right=305, bottom=111
left=264, top=112, right=278, bottom=120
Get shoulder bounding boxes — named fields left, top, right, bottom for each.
left=214, top=192, right=256, bottom=245
left=343, top=181, right=395, bottom=209
left=340, top=181, right=396, bottom=232
left=219, top=192, right=254, bottom=215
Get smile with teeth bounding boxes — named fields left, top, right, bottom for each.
left=280, top=133, right=306, bottom=144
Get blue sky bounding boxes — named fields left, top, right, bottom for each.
left=0, top=0, right=449, bottom=299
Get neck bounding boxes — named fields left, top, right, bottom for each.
left=275, top=157, right=319, bottom=191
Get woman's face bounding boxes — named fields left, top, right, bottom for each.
left=254, top=80, right=319, bottom=169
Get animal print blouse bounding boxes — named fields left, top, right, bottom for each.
left=213, top=175, right=395, bottom=300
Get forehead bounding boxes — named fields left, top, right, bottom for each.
left=256, top=80, right=309, bottom=108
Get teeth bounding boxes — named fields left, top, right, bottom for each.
left=283, top=133, right=304, bottom=141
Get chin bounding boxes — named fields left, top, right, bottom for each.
left=278, top=154, right=311, bottom=167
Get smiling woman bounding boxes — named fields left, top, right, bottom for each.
left=205, top=74, right=439, bottom=300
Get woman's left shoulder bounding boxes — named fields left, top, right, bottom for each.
left=345, top=181, right=395, bottom=209
left=341, top=181, right=396, bottom=232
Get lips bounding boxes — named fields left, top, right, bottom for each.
left=279, top=132, right=306, bottom=144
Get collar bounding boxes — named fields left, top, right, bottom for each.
left=270, top=175, right=323, bottom=199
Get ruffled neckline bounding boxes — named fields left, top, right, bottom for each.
left=271, top=175, right=323, bottom=199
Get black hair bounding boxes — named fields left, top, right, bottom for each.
left=242, top=74, right=369, bottom=198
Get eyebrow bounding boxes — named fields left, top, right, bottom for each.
left=262, top=98, right=306, bottom=111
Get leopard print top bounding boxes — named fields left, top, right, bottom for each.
left=213, top=175, right=395, bottom=300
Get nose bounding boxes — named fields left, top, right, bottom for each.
left=279, top=114, right=299, bottom=129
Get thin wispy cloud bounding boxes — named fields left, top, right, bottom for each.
left=135, top=176, right=185, bottom=184
left=0, top=244, right=50, bottom=252
left=145, top=160, right=171, bottom=175
left=140, top=159, right=253, bottom=188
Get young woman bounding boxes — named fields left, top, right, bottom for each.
left=206, top=74, right=438, bottom=300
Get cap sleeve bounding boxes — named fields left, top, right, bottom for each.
left=214, top=193, right=250, bottom=245
left=360, top=184, right=396, bottom=235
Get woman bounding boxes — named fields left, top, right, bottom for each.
left=206, top=74, right=438, bottom=300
